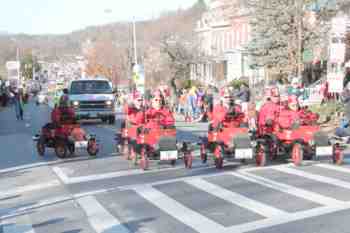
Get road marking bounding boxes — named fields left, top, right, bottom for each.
left=2, top=214, right=35, bottom=233
left=273, top=166, right=350, bottom=190
left=317, top=163, right=350, bottom=174
left=77, top=196, right=131, bottom=233
left=133, top=185, right=226, bottom=233
left=0, top=157, right=92, bottom=175
left=0, top=162, right=51, bottom=174
left=186, top=178, right=288, bottom=218
left=0, top=180, right=61, bottom=199
left=233, top=171, right=344, bottom=206
left=1, top=195, right=73, bottom=220
left=226, top=204, right=350, bottom=233
left=54, top=161, right=219, bottom=184
left=52, top=167, right=70, bottom=183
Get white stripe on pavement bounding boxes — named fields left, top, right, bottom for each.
left=1, top=195, right=73, bottom=220
left=233, top=171, right=344, bottom=206
left=2, top=214, right=35, bottom=233
left=52, top=167, right=70, bottom=183
left=273, top=166, right=350, bottom=190
left=77, top=196, right=131, bottom=233
left=133, top=185, right=226, bottom=233
left=186, top=178, right=288, bottom=218
left=0, top=157, right=92, bottom=175
left=0, top=180, right=61, bottom=199
left=0, top=162, right=51, bottom=174
left=317, top=163, right=350, bottom=174
left=54, top=162, right=215, bottom=185
left=226, top=204, right=350, bottom=233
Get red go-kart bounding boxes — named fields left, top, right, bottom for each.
left=258, top=123, right=342, bottom=166
left=129, top=121, right=193, bottom=170
left=33, top=123, right=99, bottom=158
left=200, top=112, right=257, bottom=169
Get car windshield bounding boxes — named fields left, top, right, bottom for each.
left=70, top=81, right=112, bottom=94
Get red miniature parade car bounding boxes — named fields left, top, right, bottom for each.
left=257, top=95, right=341, bottom=166
left=130, top=123, right=192, bottom=170
left=116, top=91, right=193, bottom=170
left=33, top=123, right=98, bottom=158
left=200, top=99, right=258, bottom=169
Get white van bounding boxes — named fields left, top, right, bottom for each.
left=68, top=78, right=116, bottom=124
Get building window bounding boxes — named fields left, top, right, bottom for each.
left=224, top=61, right=228, bottom=77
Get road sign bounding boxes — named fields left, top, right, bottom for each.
left=132, top=64, right=145, bottom=94
left=6, top=61, right=20, bottom=70
left=327, top=72, right=343, bottom=93
left=303, top=49, right=313, bottom=63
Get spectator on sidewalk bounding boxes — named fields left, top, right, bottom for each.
left=178, top=89, right=187, bottom=116
left=12, top=88, right=24, bottom=120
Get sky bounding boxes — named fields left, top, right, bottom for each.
left=0, top=0, right=199, bottom=35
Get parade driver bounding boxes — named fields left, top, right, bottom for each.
left=146, top=90, right=175, bottom=127
left=277, top=95, right=300, bottom=130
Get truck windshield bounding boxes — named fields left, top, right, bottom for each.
left=70, top=81, right=112, bottom=94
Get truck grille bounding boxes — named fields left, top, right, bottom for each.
left=78, top=101, right=109, bottom=109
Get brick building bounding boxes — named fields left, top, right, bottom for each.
left=191, top=0, right=262, bottom=86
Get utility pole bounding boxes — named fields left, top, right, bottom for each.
left=133, top=18, right=138, bottom=65
left=296, top=0, right=303, bottom=78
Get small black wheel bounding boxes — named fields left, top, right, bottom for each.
left=109, top=116, right=116, bottom=125
left=68, top=143, right=75, bottom=156
left=37, top=137, right=45, bottom=156
left=170, top=160, right=176, bottom=166
left=87, top=139, right=99, bottom=156
left=55, top=140, right=68, bottom=159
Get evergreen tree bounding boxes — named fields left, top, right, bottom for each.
left=247, top=0, right=341, bottom=76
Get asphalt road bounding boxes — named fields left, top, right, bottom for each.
left=2, top=101, right=350, bottom=233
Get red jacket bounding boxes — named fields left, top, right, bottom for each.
left=277, top=109, right=300, bottom=129
left=51, top=107, right=75, bottom=125
left=209, top=104, right=243, bottom=128
left=298, top=108, right=319, bottom=125
left=258, top=102, right=279, bottom=127
left=258, top=101, right=280, bottom=135
left=127, top=107, right=145, bottom=125
left=146, top=107, right=175, bottom=127
left=208, top=104, right=227, bottom=127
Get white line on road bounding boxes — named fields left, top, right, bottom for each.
left=0, top=195, right=74, bottom=220
left=273, top=166, right=350, bottom=190
left=54, top=161, right=218, bottom=184
left=52, top=167, right=70, bottom=183
left=185, top=178, right=288, bottom=218
left=133, top=185, right=226, bottom=233
left=77, top=196, right=131, bottom=233
left=2, top=214, right=35, bottom=233
left=316, top=163, right=350, bottom=174
left=0, top=157, right=92, bottom=175
left=233, top=171, right=344, bottom=206
left=226, top=204, right=350, bottom=233
left=0, top=162, right=51, bottom=174
left=0, top=180, right=61, bottom=199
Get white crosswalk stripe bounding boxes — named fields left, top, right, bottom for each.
left=5, top=164, right=350, bottom=233
left=0, top=180, right=61, bottom=199
left=133, top=185, right=226, bottom=233
left=77, top=196, right=131, bottom=233
left=233, top=171, right=344, bottom=206
left=185, top=178, right=288, bottom=218
left=273, top=166, right=350, bottom=190
left=317, top=163, right=350, bottom=174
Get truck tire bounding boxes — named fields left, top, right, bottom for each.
left=109, top=116, right=116, bottom=125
